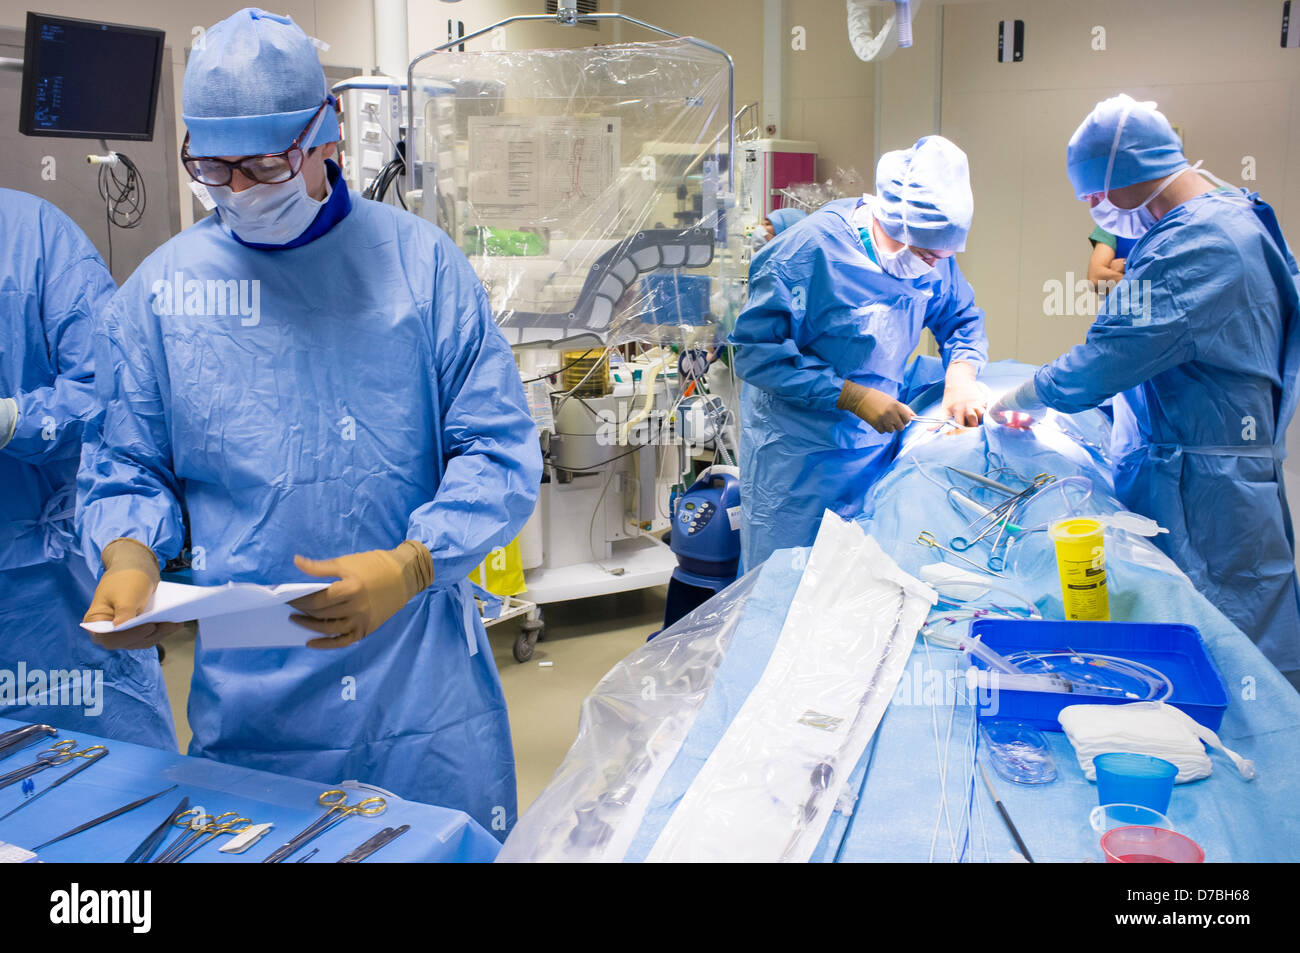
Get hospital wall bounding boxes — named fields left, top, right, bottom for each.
left=407, top=0, right=602, bottom=55
left=614, top=0, right=877, bottom=190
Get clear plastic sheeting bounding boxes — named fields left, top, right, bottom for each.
left=407, top=39, right=746, bottom=350
left=778, top=166, right=867, bottom=214
left=497, top=513, right=937, bottom=863
left=496, top=569, right=763, bottom=863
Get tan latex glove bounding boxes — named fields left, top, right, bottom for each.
left=83, top=538, right=183, bottom=649
left=837, top=381, right=913, bottom=433
left=940, top=360, right=987, bottom=428
left=289, top=540, right=434, bottom=649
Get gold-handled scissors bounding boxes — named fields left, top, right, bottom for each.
left=173, top=813, right=252, bottom=863
left=151, top=809, right=213, bottom=863
left=0, top=739, right=108, bottom=790
left=154, top=810, right=253, bottom=863
left=0, top=741, right=110, bottom=820
left=263, top=789, right=387, bottom=863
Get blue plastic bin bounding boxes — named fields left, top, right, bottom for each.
left=967, top=619, right=1230, bottom=732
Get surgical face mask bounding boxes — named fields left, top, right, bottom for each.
left=864, top=213, right=935, bottom=280
left=1089, top=192, right=1157, bottom=240
left=208, top=171, right=329, bottom=245
left=875, top=241, right=935, bottom=280
left=1088, top=166, right=1197, bottom=239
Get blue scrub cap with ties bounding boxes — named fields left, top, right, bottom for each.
left=768, top=207, right=807, bottom=234
left=1066, top=94, right=1187, bottom=199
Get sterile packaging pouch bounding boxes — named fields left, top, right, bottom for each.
left=1058, top=701, right=1256, bottom=783
left=644, top=511, right=937, bottom=862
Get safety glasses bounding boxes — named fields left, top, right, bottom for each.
left=181, top=97, right=336, bottom=188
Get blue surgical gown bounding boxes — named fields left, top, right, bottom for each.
left=1036, top=188, right=1300, bottom=674
left=730, top=198, right=989, bottom=569
left=0, top=188, right=175, bottom=748
left=78, top=193, right=542, bottom=836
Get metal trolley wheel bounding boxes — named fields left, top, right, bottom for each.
left=513, top=612, right=545, bottom=663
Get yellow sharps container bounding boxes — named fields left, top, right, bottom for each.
left=1048, top=517, right=1110, bottom=621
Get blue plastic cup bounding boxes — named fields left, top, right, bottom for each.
left=1094, top=753, right=1178, bottom=814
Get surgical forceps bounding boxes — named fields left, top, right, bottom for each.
left=262, top=789, right=387, bottom=863
left=34, top=785, right=179, bottom=851
left=0, top=740, right=107, bottom=791
left=950, top=474, right=1055, bottom=552
left=916, top=531, right=1006, bottom=577
left=125, top=795, right=190, bottom=862
left=981, top=475, right=1056, bottom=571
left=153, top=810, right=252, bottom=863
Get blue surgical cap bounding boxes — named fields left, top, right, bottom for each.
left=183, top=8, right=340, bottom=157
left=768, top=207, right=806, bottom=234
left=1066, top=94, right=1186, bottom=199
left=874, top=135, right=973, bottom=253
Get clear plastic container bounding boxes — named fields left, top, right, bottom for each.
left=979, top=720, right=1057, bottom=784
left=1089, top=803, right=1172, bottom=834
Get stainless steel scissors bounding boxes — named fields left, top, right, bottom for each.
left=263, top=789, right=387, bottom=863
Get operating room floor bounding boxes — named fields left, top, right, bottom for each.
left=158, top=586, right=667, bottom=813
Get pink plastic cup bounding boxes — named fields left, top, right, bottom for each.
left=1100, top=825, right=1204, bottom=863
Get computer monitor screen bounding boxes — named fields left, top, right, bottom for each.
left=18, top=12, right=165, bottom=141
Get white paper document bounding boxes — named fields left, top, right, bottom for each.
left=468, top=115, right=620, bottom=225
left=80, top=580, right=331, bottom=650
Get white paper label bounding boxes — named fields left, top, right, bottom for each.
left=0, top=842, right=37, bottom=863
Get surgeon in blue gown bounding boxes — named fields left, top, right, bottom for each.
left=731, top=136, right=990, bottom=569
left=77, top=9, right=541, bottom=836
left=992, top=94, right=1300, bottom=683
left=0, top=188, right=175, bottom=747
